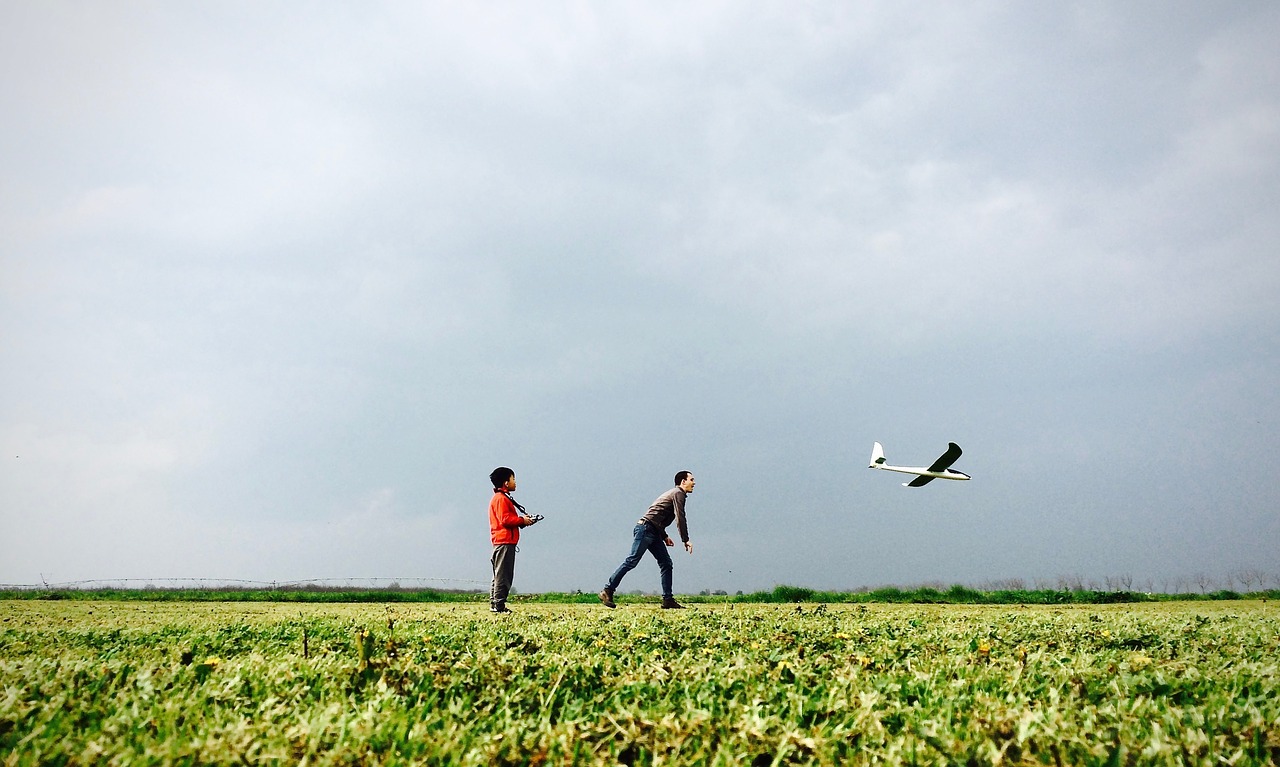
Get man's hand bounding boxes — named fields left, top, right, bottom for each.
left=522, top=515, right=538, bottom=526
left=684, top=541, right=694, bottom=554
left=664, top=536, right=674, bottom=547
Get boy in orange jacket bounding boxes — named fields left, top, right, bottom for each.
left=489, top=466, right=538, bottom=613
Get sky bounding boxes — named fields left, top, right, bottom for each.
left=2, top=2, right=1278, bottom=595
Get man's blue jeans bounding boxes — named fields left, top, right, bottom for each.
left=606, top=522, right=673, bottom=599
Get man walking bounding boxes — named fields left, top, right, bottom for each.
left=489, top=466, right=537, bottom=613
left=599, top=471, right=695, bottom=609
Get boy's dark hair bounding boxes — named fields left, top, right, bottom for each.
left=490, top=467, right=515, bottom=488
left=674, top=470, right=692, bottom=486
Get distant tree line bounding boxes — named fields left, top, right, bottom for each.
left=3, top=575, right=1278, bottom=605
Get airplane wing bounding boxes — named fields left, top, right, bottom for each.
left=924, top=442, right=963, bottom=473
left=906, top=475, right=935, bottom=487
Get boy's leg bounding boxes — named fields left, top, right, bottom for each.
left=491, top=545, right=516, bottom=611
left=490, top=546, right=500, bottom=605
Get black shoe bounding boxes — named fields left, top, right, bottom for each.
left=490, top=604, right=512, bottom=613
left=661, top=598, right=685, bottom=609
left=598, top=589, right=616, bottom=608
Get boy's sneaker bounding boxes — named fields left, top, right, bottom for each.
left=661, top=598, right=686, bottom=609
left=490, top=604, right=512, bottom=614
left=598, top=588, right=616, bottom=608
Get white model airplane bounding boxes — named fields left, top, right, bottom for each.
left=869, top=442, right=970, bottom=487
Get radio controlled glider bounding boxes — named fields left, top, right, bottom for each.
left=869, top=442, right=970, bottom=487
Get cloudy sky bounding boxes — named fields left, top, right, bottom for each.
left=3, top=2, right=1278, bottom=595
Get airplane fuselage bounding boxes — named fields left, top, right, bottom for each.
left=871, top=464, right=970, bottom=481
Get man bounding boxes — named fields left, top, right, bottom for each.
left=489, top=466, right=538, bottom=614
left=599, top=471, right=695, bottom=609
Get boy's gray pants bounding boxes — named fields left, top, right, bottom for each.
left=490, top=544, right=517, bottom=607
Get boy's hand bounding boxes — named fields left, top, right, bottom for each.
left=684, top=541, right=694, bottom=554
left=664, top=536, right=674, bottom=547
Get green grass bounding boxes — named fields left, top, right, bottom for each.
left=2, top=584, right=1275, bottom=604
left=3, top=600, right=1278, bottom=765
left=732, top=585, right=1278, bottom=605
left=0, top=587, right=481, bottom=603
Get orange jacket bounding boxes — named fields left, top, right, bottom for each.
left=489, top=489, right=526, bottom=545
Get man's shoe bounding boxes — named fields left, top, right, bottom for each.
left=490, top=604, right=512, bottom=614
left=598, top=588, right=616, bottom=608
left=661, top=598, right=686, bottom=609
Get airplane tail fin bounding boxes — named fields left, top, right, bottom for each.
left=869, top=442, right=886, bottom=468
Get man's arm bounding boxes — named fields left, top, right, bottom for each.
left=673, top=490, right=691, bottom=552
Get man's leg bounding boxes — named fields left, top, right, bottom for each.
left=604, top=524, right=650, bottom=595
left=647, top=535, right=675, bottom=600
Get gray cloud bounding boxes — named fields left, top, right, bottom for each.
left=3, top=2, right=1278, bottom=593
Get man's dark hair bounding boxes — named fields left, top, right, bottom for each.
left=674, top=470, right=692, bottom=486
left=490, top=467, right=515, bottom=488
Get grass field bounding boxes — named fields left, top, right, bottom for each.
left=2, top=599, right=1278, bottom=765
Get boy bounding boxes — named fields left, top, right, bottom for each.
left=488, top=467, right=538, bottom=613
